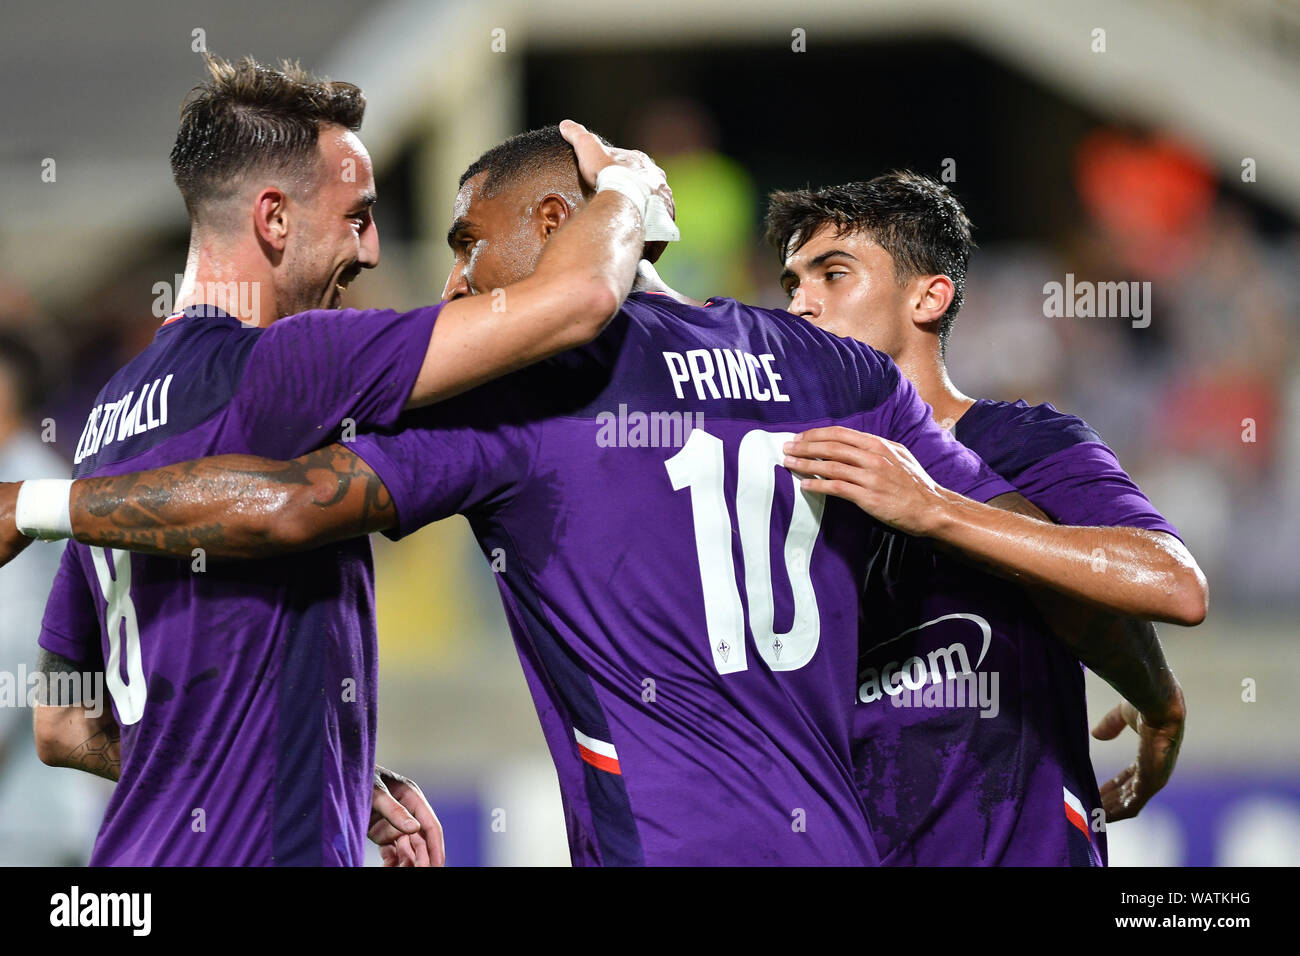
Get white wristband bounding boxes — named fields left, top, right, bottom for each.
left=643, top=195, right=681, bottom=243
left=15, top=479, right=74, bottom=540
left=595, top=165, right=652, bottom=223
left=595, top=166, right=681, bottom=242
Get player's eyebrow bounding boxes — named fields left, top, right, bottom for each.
left=780, top=248, right=860, bottom=288
left=807, top=248, right=860, bottom=266
left=346, top=192, right=377, bottom=216
left=446, top=217, right=475, bottom=250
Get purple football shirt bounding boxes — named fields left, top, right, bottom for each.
left=852, top=398, right=1182, bottom=866
left=38, top=303, right=442, bottom=866
left=348, top=292, right=1013, bottom=866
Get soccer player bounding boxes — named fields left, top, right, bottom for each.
left=19, top=58, right=662, bottom=866
left=765, top=173, right=1206, bottom=864
left=2, top=129, right=1024, bottom=866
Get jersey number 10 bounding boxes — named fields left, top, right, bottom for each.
left=666, top=428, right=825, bottom=675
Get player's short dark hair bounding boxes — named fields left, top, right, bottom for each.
left=170, top=54, right=365, bottom=222
left=765, top=172, right=976, bottom=353
left=459, top=125, right=604, bottom=197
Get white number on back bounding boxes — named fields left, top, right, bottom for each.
left=666, top=428, right=826, bottom=674
left=89, top=546, right=147, bottom=725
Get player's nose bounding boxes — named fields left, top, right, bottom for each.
left=789, top=286, right=819, bottom=320
left=359, top=219, right=380, bottom=269
left=442, top=265, right=471, bottom=301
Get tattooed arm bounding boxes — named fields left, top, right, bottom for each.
left=33, top=649, right=120, bottom=783
left=0, top=444, right=395, bottom=562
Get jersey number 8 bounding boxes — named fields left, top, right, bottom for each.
left=89, top=546, right=147, bottom=725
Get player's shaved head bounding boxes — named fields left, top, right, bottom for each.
left=458, top=125, right=597, bottom=206
left=171, top=54, right=366, bottom=226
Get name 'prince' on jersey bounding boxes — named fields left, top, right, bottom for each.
left=38, top=302, right=442, bottom=866
left=346, top=291, right=1014, bottom=866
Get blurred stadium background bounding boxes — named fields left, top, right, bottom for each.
left=1, top=0, right=1298, bottom=865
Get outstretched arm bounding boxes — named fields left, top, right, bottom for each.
left=784, top=426, right=1209, bottom=626
left=0, top=444, right=392, bottom=564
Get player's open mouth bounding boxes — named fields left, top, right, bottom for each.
left=336, top=269, right=361, bottom=298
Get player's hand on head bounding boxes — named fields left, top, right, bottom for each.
left=607, top=147, right=673, bottom=211
left=1091, top=686, right=1185, bottom=823
left=606, top=146, right=675, bottom=264
left=559, top=120, right=674, bottom=263
left=559, top=120, right=621, bottom=189
left=0, top=482, right=35, bottom=569
left=782, top=427, right=946, bottom=537
left=369, top=765, right=445, bottom=867
left=558, top=121, right=668, bottom=195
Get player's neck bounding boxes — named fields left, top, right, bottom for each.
left=895, top=343, right=976, bottom=430
left=632, top=261, right=707, bottom=307
left=174, top=237, right=279, bottom=328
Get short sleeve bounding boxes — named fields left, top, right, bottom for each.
left=231, top=304, right=443, bottom=457
left=1012, top=441, right=1183, bottom=540
left=346, top=384, right=538, bottom=540
left=37, top=544, right=103, bottom=668
left=872, top=369, right=1014, bottom=503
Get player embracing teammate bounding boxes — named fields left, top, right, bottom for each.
left=1, top=101, right=1207, bottom=864
left=14, top=56, right=666, bottom=866
left=766, top=173, right=1204, bottom=864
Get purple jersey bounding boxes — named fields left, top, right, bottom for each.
left=852, top=399, right=1182, bottom=866
left=38, top=303, right=441, bottom=866
left=348, top=292, right=1013, bottom=866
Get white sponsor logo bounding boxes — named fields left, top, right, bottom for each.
left=857, top=613, right=1000, bottom=719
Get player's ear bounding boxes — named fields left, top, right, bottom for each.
left=536, top=194, right=573, bottom=241
left=253, top=187, right=291, bottom=251
left=913, top=274, right=955, bottom=330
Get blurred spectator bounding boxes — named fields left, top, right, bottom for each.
left=634, top=99, right=758, bottom=300
left=946, top=126, right=1300, bottom=606
left=0, top=332, right=109, bottom=865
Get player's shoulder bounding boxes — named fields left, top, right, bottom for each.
left=97, top=308, right=259, bottom=398
left=75, top=308, right=265, bottom=468
left=621, top=290, right=870, bottom=347
left=955, top=398, right=1104, bottom=477
left=257, top=305, right=411, bottom=338
left=617, top=292, right=901, bottom=410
